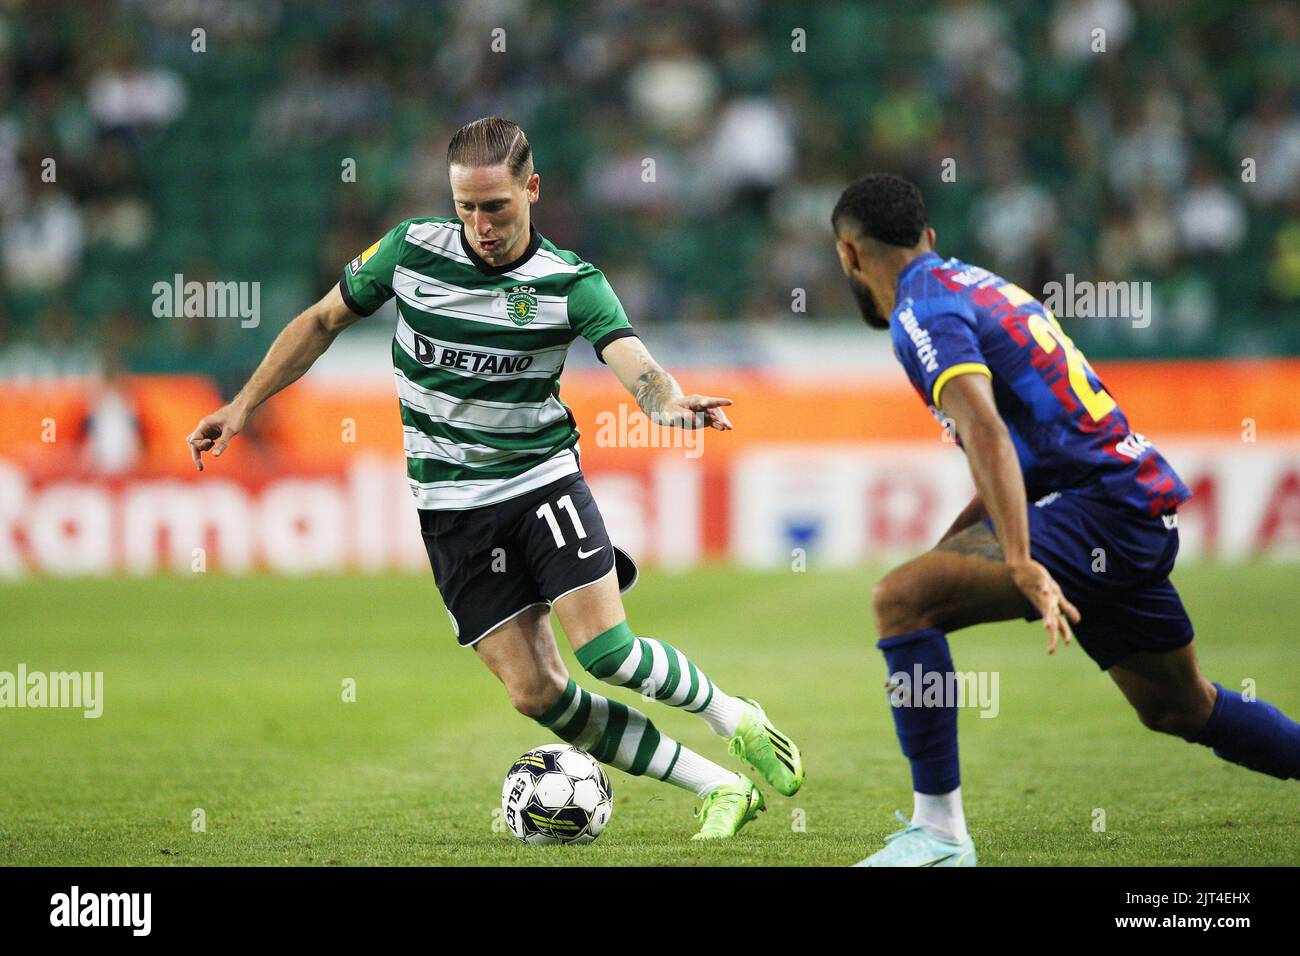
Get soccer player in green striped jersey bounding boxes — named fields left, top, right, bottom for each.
left=186, top=116, right=803, bottom=840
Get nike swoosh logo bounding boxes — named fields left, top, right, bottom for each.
left=577, top=546, right=606, bottom=559
left=414, top=286, right=447, bottom=298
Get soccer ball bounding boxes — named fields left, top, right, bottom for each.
left=501, top=744, right=613, bottom=845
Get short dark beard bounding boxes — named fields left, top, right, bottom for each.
left=848, top=276, right=890, bottom=329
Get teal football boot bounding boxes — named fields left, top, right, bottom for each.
left=853, top=811, right=977, bottom=866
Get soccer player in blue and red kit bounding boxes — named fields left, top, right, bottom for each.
left=831, top=174, right=1300, bottom=866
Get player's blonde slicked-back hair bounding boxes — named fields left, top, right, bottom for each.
left=446, top=116, right=534, bottom=182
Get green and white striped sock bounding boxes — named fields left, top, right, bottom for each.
left=575, top=621, right=745, bottom=737
left=536, top=679, right=735, bottom=797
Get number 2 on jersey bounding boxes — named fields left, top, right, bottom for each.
left=1001, top=283, right=1117, bottom=422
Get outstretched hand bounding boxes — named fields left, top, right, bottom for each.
left=1008, top=558, right=1081, bottom=654
left=186, top=403, right=248, bottom=471
left=657, top=394, right=733, bottom=430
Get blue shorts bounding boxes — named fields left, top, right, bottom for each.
left=983, top=489, right=1194, bottom=670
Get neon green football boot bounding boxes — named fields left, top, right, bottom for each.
left=691, top=774, right=765, bottom=840
left=728, top=697, right=805, bottom=796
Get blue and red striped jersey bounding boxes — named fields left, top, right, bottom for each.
left=890, top=252, right=1191, bottom=516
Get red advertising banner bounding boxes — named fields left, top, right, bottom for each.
left=3, top=361, right=1299, bottom=575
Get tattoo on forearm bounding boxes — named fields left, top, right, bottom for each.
left=634, top=365, right=684, bottom=424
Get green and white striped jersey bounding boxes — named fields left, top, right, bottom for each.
left=339, top=217, right=635, bottom=510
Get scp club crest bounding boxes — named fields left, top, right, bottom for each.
left=505, top=287, right=538, bottom=327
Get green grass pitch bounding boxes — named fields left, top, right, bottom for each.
left=2, top=564, right=1296, bottom=866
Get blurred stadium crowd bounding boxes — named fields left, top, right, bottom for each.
left=2, top=0, right=1300, bottom=386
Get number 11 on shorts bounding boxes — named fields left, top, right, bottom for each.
left=536, top=495, right=588, bottom=548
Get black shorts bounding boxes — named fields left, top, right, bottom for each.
left=419, top=473, right=638, bottom=646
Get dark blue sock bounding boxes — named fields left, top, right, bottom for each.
left=1192, top=682, right=1300, bottom=780
left=877, top=628, right=959, bottom=794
